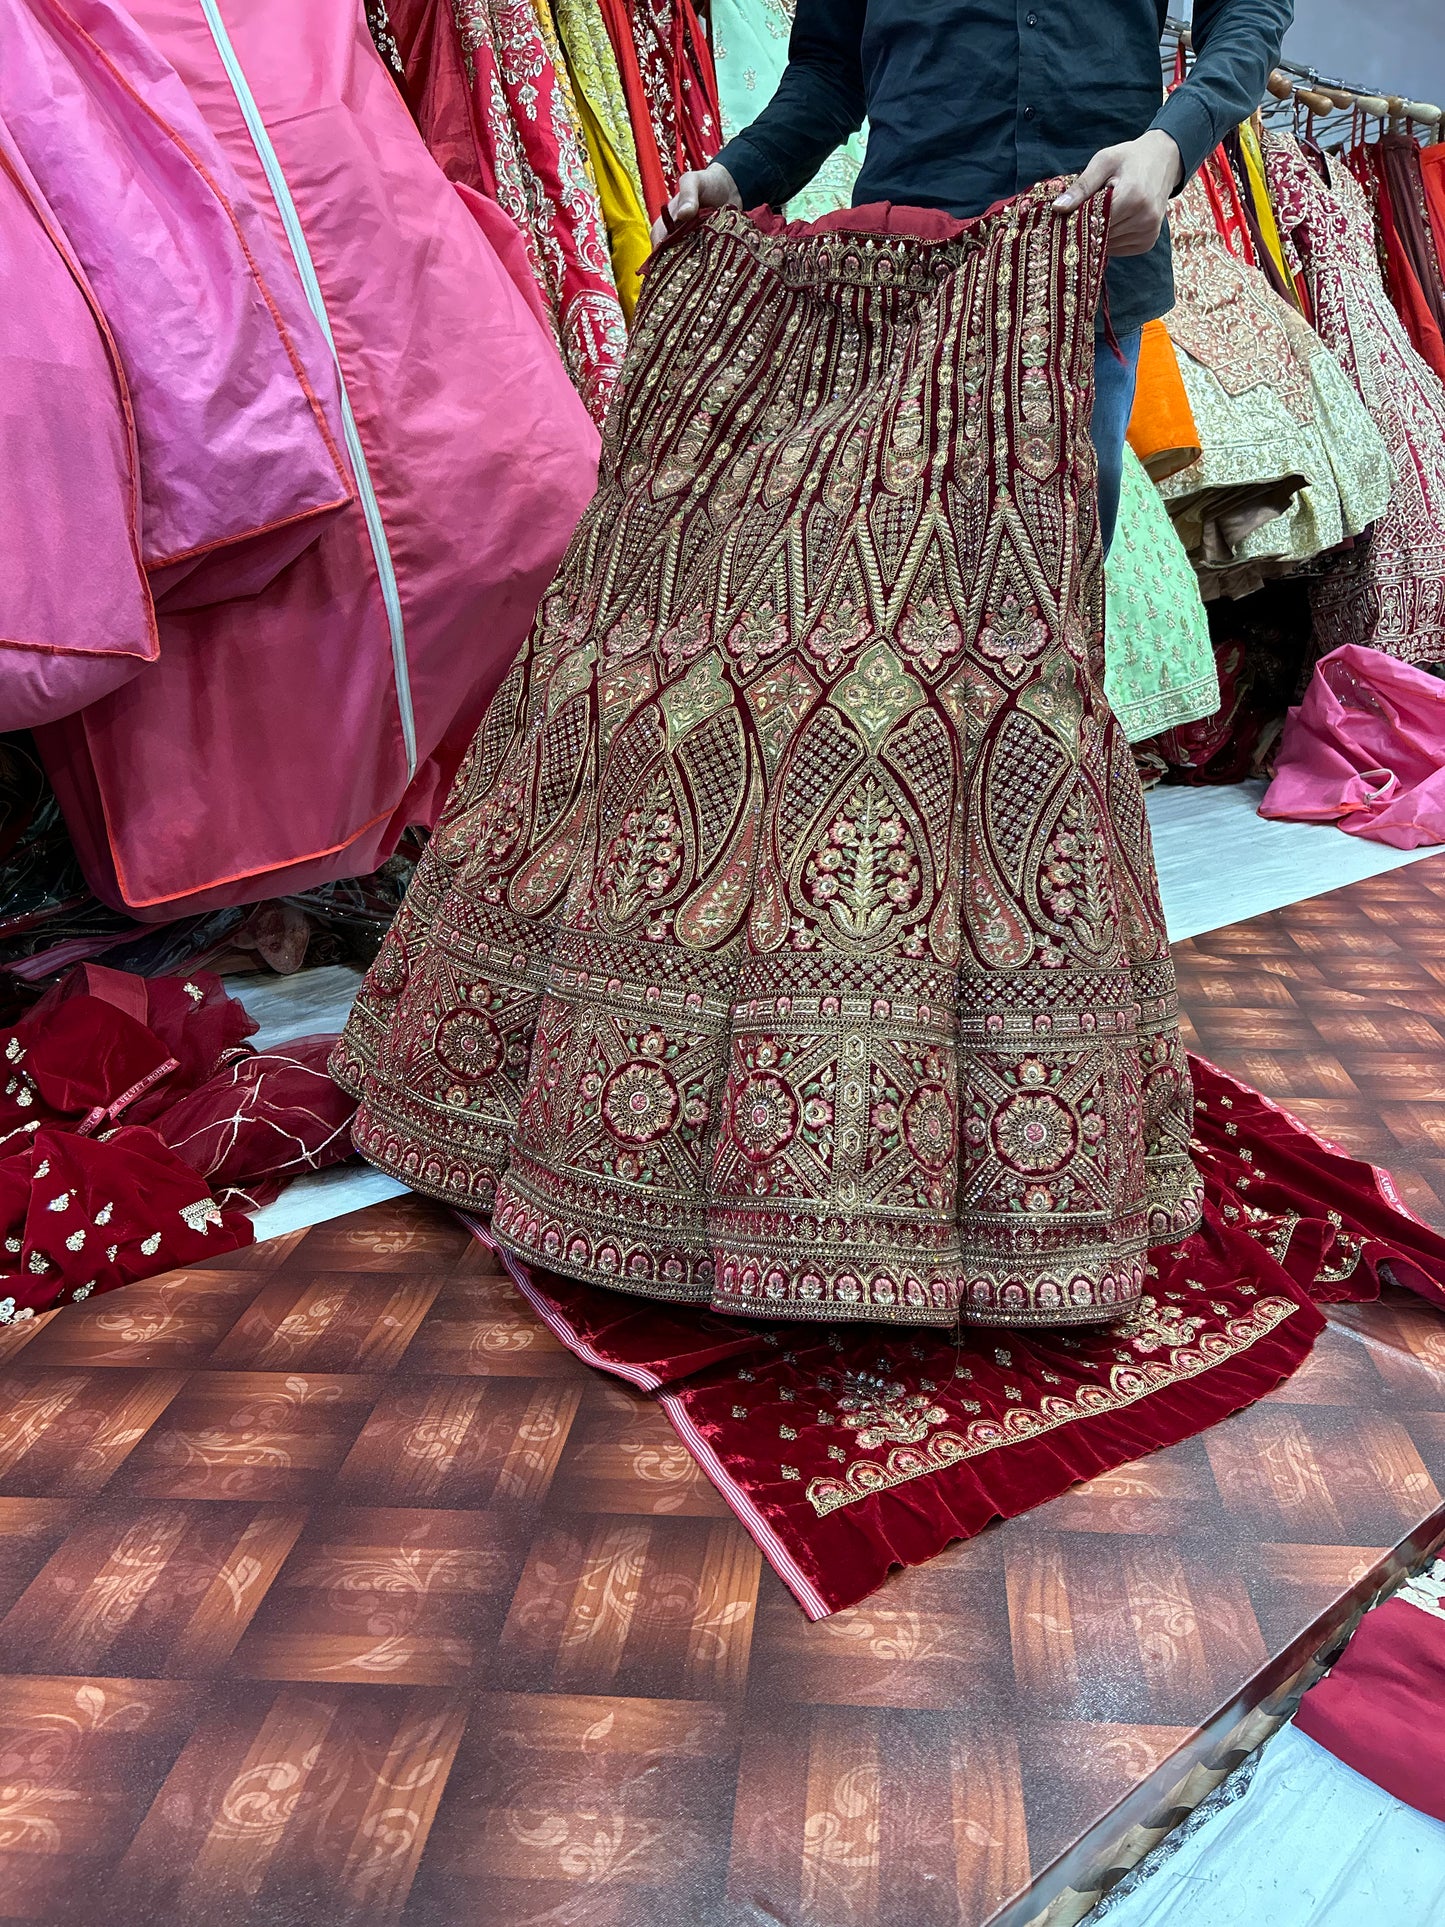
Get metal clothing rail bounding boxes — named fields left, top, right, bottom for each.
left=1161, top=11, right=1442, bottom=138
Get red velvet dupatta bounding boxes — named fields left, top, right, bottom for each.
left=471, top=1055, right=1445, bottom=1617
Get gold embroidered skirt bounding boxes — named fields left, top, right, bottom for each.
left=331, top=185, right=1203, bottom=1326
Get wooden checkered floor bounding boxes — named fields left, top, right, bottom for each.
left=2, top=859, right=1444, bottom=1927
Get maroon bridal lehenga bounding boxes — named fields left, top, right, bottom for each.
left=333, top=186, right=1445, bottom=1613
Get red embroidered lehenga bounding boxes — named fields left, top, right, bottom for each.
left=333, top=184, right=1204, bottom=1329
left=1265, top=131, right=1445, bottom=664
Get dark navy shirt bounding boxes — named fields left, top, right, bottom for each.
left=713, top=0, right=1293, bottom=335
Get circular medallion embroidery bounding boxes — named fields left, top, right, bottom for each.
left=602, top=1060, right=680, bottom=1143
left=370, top=936, right=409, bottom=998
left=732, top=1072, right=799, bottom=1162
left=435, top=1008, right=505, bottom=1082
left=903, top=1083, right=956, bottom=1172
left=993, top=1090, right=1077, bottom=1174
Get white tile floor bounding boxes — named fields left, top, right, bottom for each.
left=1147, top=780, right=1431, bottom=943
left=233, top=786, right=1439, bottom=1243
left=1094, top=1725, right=1445, bottom=1927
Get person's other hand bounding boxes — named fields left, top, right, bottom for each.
left=1053, top=129, right=1184, bottom=256
left=651, top=162, right=742, bottom=246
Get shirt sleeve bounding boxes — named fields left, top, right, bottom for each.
left=1150, top=0, right=1294, bottom=186
left=712, top=0, right=867, bottom=209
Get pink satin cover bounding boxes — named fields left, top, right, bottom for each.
left=0, top=121, right=156, bottom=724
left=1261, top=644, right=1445, bottom=849
left=0, top=0, right=352, bottom=584
left=31, top=0, right=600, bottom=916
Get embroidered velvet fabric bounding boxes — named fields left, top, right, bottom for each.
left=335, top=184, right=1204, bottom=1329
left=0, top=965, right=358, bottom=1317
left=475, top=1056, right=1445, bottom=1618
left=0, top=1124, right=252, bottom=1327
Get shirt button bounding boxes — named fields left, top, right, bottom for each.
left=1023, top=104, right=1036, bottom=119
left=1027, top=10, right=1038, bottom=23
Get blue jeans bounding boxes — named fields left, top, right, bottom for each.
left=1091, top=329, right=1142, bottom=557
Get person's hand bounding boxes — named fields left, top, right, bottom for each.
left=651, top=162, right=742, bottom=246
left=1053, top=129, right=1184, bottom=256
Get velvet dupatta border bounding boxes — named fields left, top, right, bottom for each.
left=463, top=1054, right=1445, bottom=1618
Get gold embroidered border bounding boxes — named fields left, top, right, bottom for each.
left=805, top=1294, right=1301, bottom=1516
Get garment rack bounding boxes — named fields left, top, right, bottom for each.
left=1161, top=11, right=1442, bottom=142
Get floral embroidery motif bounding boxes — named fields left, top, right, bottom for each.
left=834, top=1377, right=950, bottom=1449
left=807, top=1294, right=1300, bottom=1515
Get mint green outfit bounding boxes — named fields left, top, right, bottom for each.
left=1104, top=445, right=1219, bottom=743
left=711, top=0, right=867, bottom=221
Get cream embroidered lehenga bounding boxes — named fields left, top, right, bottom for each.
left=332, top=184, right=1203, bottom=1327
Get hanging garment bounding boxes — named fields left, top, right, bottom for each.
left=596, top=0, right=720, bottom=220
left=1158, top=171, right=1391, bottom=601
left=0, top=0, right=351, bottom=603
left=1260, top=643, right=1445, bottom=849
left=386, top=0, right=626, bottom=424
left=1421, top=142, right=1445, bottom=295
left=364, top=0, right=407, bottom=83
left=1104, top=445, right=1219, bottom=743
left=1369, top=134, right=1445, bottom=382
left=553, top=0, right=652, bottom=320
left=1125, top=316, right=1202, bottom=483
left=0, top=121, right=155, bottom=725
left=474, top=1054, right=1445, bottom=1617
left=334, top=184, right=1205, bottom=1331
left=1294, top=1559, right=1445, bottom=1825
left=575, top=94, right=651, bottom=324
left=1233, top=116, right=1307, bottom=315
left=712, top=0, right=868, bottom=221
left=554, top=0, right=648, bottom=212
left=35, top=0, right=600, bottom=919
left=550, top=11, right=652, bottom=325
left=1265, top=132, right=1445, bottom=664
left=596, top=0, right=669, bottom=218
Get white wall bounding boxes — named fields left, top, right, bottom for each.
left=1281, top=0, right=1445, bottom=116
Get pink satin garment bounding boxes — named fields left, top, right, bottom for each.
left=36, top=0, right=599, bottom=917
left=0, top=119, right=155, bottom=726
left=0, top=0, right=353, bottom=597
left=1261, top=643, right=1445, bottom=849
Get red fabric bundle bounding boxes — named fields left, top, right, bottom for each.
left=0, top=963, right=356, bottom=1318
left=0, top=1125, right=252, bottom=1324
left=156, top=1034, right=356, bottom=1205
left=1295, top=1574, right=1445, bottom=1822
left=471, top=1056, right=1445, bottom=1618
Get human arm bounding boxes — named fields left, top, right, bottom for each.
left=672, top=0, right=866, bottom=226
left=1055, top=0, right=1293, bottom=256
left=1152, top=0, right=1294, bottom=187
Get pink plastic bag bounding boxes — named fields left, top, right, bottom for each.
left=1261, top=643, right=1445, bottom=848
left=0, top=0, right=351, bottom=587
left=0, top=121, right=155, bottom=724
left=36, top=0, right=599, bottom=917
